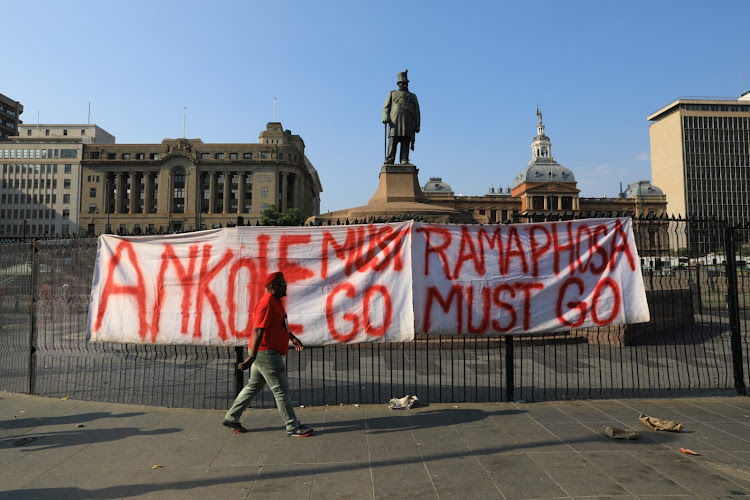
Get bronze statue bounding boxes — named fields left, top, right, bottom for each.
left=382, top=70, right=420, bottom=164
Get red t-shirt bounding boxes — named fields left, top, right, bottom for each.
left=252, top=292, right=289, bottom=355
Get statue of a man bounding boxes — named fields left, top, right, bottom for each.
left=382, top=70, right=420, bottom=164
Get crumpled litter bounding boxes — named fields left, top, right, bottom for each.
left=388, top=395, right=418, bottom=410
left=605, top=426, right=640, bottom=440
left=639, top=413, right=682, bottom=432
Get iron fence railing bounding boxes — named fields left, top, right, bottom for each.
left=0, top=216, right=746, bottom=410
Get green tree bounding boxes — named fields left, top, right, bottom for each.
left=260, top=205, right=307, bottom=226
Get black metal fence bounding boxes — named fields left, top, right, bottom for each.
left=0, top=216, right=747, bottom=411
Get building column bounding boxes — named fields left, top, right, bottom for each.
left=293, top=175, right=301, bottom=210
left=238, top=173, right=246, bottom=213
left=143, top=173, right=153, bottom=214
left=114, top=173, right=124, bottom=214
left=281, top=172, right=288, bottom=212
left=223, top=172, right=231, bottom=214
left=129, top=172, right=138, bottom=214
left=209, top=172, right=217, bottom=214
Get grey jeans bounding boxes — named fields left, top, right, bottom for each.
left=225, top=350, right=300, bottom=431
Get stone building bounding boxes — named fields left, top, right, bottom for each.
left=0, top=93, right=23, bottom=141
left=649, top=92, right=750, bottom=224
left=1, top=124, right=115, bottom=237
left=79, top=123, right=322, bottom=235
left=423, top=111, right=669, bottom=256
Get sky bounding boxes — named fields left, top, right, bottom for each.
left=3, top=0, right=749, bottom=214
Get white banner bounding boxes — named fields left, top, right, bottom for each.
left=412, top=218, right=650, bottom=335
left=87, top=218, right=649, bottom=345
left=87, top=222, right=414, bottom=345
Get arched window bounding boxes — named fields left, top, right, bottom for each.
left=541, top=147, right=548, bottom=157
left=173, top=167, right=186, bottom=213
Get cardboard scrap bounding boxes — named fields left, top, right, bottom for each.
left=639, top=413, right=682, bottom=432
left=680, top=448, right=700, bottom=455
left=388, top=395, right=418, bottom=410
left=605, top=426, right=640, bottom=440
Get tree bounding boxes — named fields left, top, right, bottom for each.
left=260, top=205, right=307, bottom=226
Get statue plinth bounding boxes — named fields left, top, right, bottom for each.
left=369, top=163, right=428, bottom=204
left=308, top=161, right=469, bottom=225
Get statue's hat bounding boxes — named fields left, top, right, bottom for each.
left=397, top=70, right=409, bottom=84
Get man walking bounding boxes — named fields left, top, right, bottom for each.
left=223, top=272, right=313, bottom=437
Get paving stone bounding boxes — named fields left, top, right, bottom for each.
left=529, top=451, right=630, bottom=497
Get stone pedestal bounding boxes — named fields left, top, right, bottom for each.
left=369, top=164, right=428, bottom=204
left=309, top=162, right=468, bottom=224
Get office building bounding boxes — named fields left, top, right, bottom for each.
left=649, top=92, right=750, bottom=224
left=0, top=124, right=115, bottom=237
left=0, top=93, right=23, bottom=141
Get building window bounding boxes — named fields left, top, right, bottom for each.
left=561, top=196, right=573, bottom=210
left=201, top=153, right=210, bottom=159
left=244, top=153, right=253, bottom=159
left=278, top=153, right=283, bottom=160
left=215, top=153, right=224, bottom=160
left=81, top=129, right=86, bottom=136
left=260, top=152, right=269, bottom=159
left=230, top=153, right=238, bottom=159
left=261, top=187, right=268, bottom=198
left=90, top=152, right=100, bottom=159
left=64, top=164, right=72, bottom=174
left=45, top=129, right=49, bottom=136
left=63, top=129, right=68, bottom=136
left=150, top=153, right=159, bottom=160
left=172, top=167, right=186, bottom=213
left=62, top=208, right=70, bottom=220
left=27, top=130, right=31, bottom=136
left=63, top=194, right=70, bottom=203
left=261, top=203, right=268, bottom=211
left=122, top=153, right=131, bottom=160
left=64, top=179, right=71, bottom=189
left=88, top=204, right=96, bottom=213
left=136, top=153, right=145, bottom=160
left=90, top=188, right=96, bottom=197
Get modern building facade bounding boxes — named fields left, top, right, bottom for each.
left=0, top=93, right=23, bottom=141
left=1, top=124, right=115, bottom=237
left=648, top=92, right=750, bottom=224
left=79, top=123, right=323, bottom=235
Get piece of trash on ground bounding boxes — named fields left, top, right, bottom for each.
left=77, top=424, right=85, bottom=428
left=152, top=464, right=163, bottom=469
left=680, top=448, right=700, bottom=455
left=60, top=397, right=68, bottom=401
left=639, top=413, right=682, bottom=432
left=605, top=426, right=640, bottom=440
left=388, top=395, right=418, bottom=410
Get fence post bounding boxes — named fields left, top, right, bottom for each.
left=724, top=225, right=747, bottom=396
left=234, top=346, right=245, bottom=396
left=504, top=335, right=515, bottom=402
left=27, top=240, right=38, bottom=395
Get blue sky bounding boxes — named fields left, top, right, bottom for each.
left=3, top=1, right=749, bottom=214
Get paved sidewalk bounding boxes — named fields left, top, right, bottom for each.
left=1, top=392, right=749, bottom=499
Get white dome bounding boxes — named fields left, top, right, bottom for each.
left=423, top=177, right=454, bottom=193
left=512, top=159, right=576, bottom=188
left=625, top=180, right=664, bottom=197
